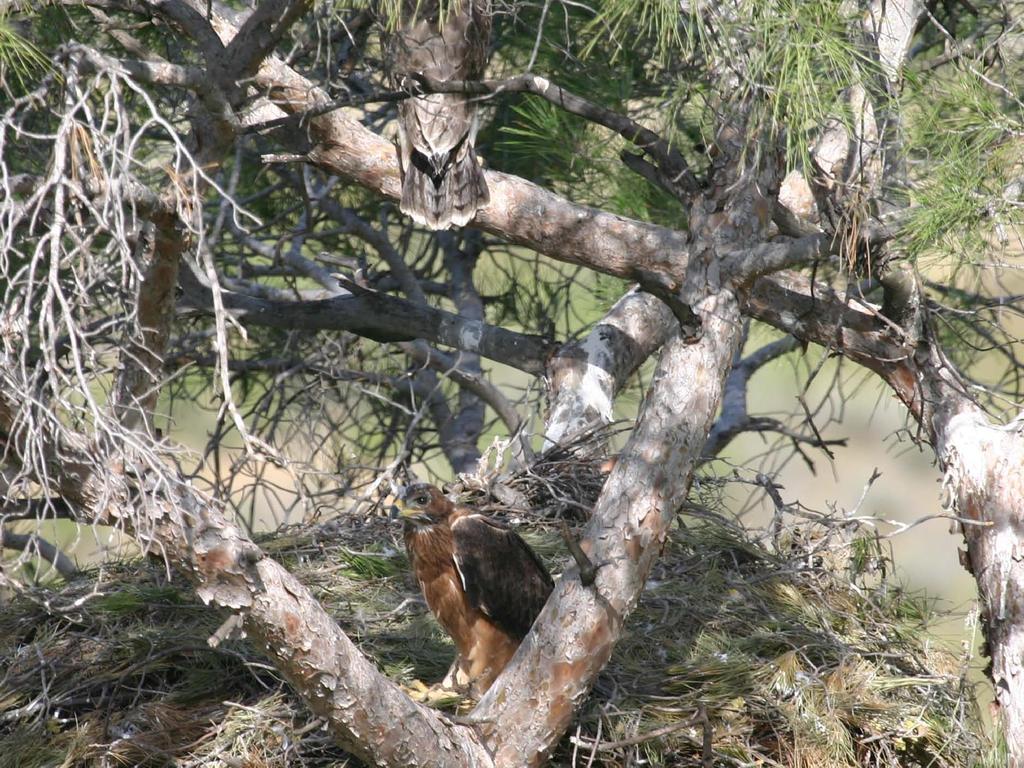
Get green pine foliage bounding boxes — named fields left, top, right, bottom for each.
left=0, top=16, right=50, bottom=96
left=578, top=0, right=881, bottom=165
left=903, top=66, right=1023, bottom=262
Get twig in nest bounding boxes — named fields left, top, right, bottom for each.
left=208, top=613, right=245, bottom=648
left=699, top=703, right=713, bottom=767
left=569, top=708, right=742, bottom=765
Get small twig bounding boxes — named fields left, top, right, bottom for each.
left=756, top=473, right=787, bottom=551
left=208, top=613, right=245, bottom=648
left=261, top=152, right=310, bottom=164
left=243, top=89, right=410, bottom=134
left=568, top=709, right=740, bottom=763
left=797, top=394, right=837, bottom=461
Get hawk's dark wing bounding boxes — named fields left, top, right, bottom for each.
left=450, top=514, right=553, bottom=639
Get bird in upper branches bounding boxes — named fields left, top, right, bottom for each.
left=394, top=482, right=552, bottom=697
left=383, top=0, right=491, bottom=230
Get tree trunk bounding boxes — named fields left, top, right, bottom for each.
left=473, top=291, right=743, bottom=766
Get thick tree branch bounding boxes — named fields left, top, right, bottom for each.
left=0, top=373, right=493, bottom=767
left=743, top=272, right=899, bottom=377
left=434, top=232, right=488, bottom=473
left=120, top=0, right=227, bottom=64
left=222, top=0, right=312, bottom=81
left=472, top=291, right=743, bottom=766
left=746, top=267, right=1024, bottom=756
left=218, top=23, right=694, bottom=283
left=545, top=288, right=675, bottom=447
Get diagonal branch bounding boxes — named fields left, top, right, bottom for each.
left=224, top=28, right=694, bottom=283
left=545, top=288, right=675, bottom=447
left=222, top=0, right=312, bottom=81
left=0, top=371, right=493, bottom=766
left=0, top=529, right=80, bottom=579
left=403, top=343, right=523, bottom=437
left=702, top=334, right=802, bottom=459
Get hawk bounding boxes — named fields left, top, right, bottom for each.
left=396, top=483, right=553, bottom=696
left=384, top=0, right=491, bottom=230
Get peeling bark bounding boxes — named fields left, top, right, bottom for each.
left=545, top=289, right=675, bottom=447
left=0, top=382, right=494, bottom=768
left=866, top=0, right=924, bottom=85
left=190, top=510, right=492, bottom=767
left=936, top=409, right=1024, bottom=757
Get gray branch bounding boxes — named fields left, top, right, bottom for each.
left=179, top=262, right=553, bottom=375
left=1, top=529, right=80, bottom=579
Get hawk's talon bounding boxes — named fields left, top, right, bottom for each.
left=401, top=679, right=465, bottom=709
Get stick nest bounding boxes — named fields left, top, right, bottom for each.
left=0, top=445, right=997, bottom=767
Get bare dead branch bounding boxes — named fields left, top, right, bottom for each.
left=703, top=335, right=810, bottom=459
left=402, top=343, right=523, bottom=437
left=0, top=498, right=78, bottom=522
left=67, top=42, right=237, bottom=128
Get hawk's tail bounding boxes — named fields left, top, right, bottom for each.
left=400, top=142, right=489, bottom=230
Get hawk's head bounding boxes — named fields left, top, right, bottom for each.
left=395, top=483, right=453, bottom=528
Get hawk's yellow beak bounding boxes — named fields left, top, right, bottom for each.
left=392, top=499, right=417, bottom=518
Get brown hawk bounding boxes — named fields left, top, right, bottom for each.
left=396, top=483, right=553, bottom=696
left=384, top=0, right=491, bottom=230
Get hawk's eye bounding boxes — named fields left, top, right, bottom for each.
left=415, top=494, right=429, bottom=506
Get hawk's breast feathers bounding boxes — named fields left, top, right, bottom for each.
left=398, top=483, right=552, bottom=695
